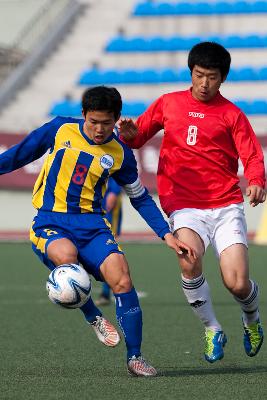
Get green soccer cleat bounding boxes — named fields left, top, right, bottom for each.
left=204, top=329, right=227, bottom=363
left=243, top=319, right=264, bottom=357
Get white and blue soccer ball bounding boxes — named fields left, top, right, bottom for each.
left=46, top=264, right=91, bottom=308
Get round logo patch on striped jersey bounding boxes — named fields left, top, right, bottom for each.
left=100, top=154, right=114, bottom=169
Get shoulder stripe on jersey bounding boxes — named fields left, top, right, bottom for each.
left=123, top=178, right=145, bottom=198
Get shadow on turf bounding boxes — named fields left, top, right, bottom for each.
left=159, top=365, right=267, bottom=377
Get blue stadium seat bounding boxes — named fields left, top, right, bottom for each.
left=173, top=2, right=194, bottom=15
left=149, top=36, right=167, bottom=51
left=159, top=68, right=179, bottom=82
left=237, top=67, right=259, bottom=81
left=250, top=100, right=267, bottom=114
left=121, top=69, right=142, bottom=84
left=78, top=69, right=100, bottom=85
left=50, top=100, right=81, bottom=117
left=133, top=2, right=154, bottom=16
left=246, top=34, right=265, bottom=47
left=133, top=0, right=267, bottom=16
left=105, top=33, right=267, bottom=53
left=105, top=36, right=126, bottom=52
left=177, top=68, right=191, bottom=82
left=156, top=2, right=176, bottom=16
left=227, top=69, right=239, bottom=81
left=141, top=69, right=161, bottom=83
left=258, top=67, right=267, bottom=80
left=253, top=1, right=267, bottom=12
left=233, top=100, right=251, bottom=114
left=122, top=102, right=147, bottom=116
left=235, top=1, right=252, bottom=14
left=194, top=2, right=213, bottom=15
left=125, top=37, right=147, bottom=52
left=213, top=1, right=234, bottom=14
left=222, top=35, right=244, bottom=48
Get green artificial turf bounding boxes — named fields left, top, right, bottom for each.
left=0, top=242, right=267, bottom=399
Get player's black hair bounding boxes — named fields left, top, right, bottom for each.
left=188, top=41, right=231, bottom=79
left=82, top=86, right=122, bottom=119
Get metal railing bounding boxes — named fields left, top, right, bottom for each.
left=0, top=0, right=70, bottom=82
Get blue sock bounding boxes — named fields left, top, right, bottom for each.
left=114, top=287, right=142, bottom=360
left=101, top=282, right=111, bottom=298
left=80, top=297, right=102, bottom=323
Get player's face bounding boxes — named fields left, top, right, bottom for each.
left=191, top=65, right=225, bottom=102
left=83, top=110, right=117, bottom=144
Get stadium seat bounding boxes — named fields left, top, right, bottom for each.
left=156, top=2, right=176, bottom=16
left=141, top=69, right=161, bottom=83
left=237, top=67, right=259, bottom=81
left=234, top=100, right=252, bottom=114
left=250, top=100, right=267, bottom=114
left=133, top=1, right=267, bottom=16
left=134, top=2, right=154, bottom=16
left=105, top=36, right=126, bottom=52
left=253, top=1, right=267, bottom=12
left=177, top=68, right=191, bottom=82
left=235, top=1, right=252, bottom=14
left=159, top=68, right=179, bottom=82
left=149, top=36, right=167, bottom=51
left=258, top=67, right=267, bottom=80
left=194, top=2, right=213, bottom=15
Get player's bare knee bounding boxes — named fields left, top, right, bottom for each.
left=225, top=280, right=249, bottom=298
left=50, top=248, right=77, bottom=264
left=179, top=256, right=202, bottom=279
left=47, top=240, right=78, bottom=266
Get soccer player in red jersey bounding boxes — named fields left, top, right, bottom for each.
left=119, top=42, right=266, bottom=363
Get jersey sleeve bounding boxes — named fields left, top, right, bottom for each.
left=112, top=144, right=170, bottom=239
left=232, top=112, right=266, bottom=188
left=0, top=117, right=63, bottom=175
left=120, top=95, right=164, bottom=149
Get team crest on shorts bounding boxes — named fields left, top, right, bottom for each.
left=100, top=154, right=114, bottom=169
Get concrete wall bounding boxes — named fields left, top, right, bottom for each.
left=0, top=189, right=263, bottom=235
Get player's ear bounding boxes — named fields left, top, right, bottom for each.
left=82, top=109, right=85, bottom=118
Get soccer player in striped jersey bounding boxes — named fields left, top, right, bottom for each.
left=0, top=86, right=195, bottom=377
left=119, top=42, right=266, bottom=363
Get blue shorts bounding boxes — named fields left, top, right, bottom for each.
left=30, top=210, right=123, bottom=281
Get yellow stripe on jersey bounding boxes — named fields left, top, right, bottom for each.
left=32, top=122, right=125, bottom=213
left=52, top=148, right=80, bottom=212
left=32, top=151, right=54, bottom=209
left=80, top=140, right=124, bottom=212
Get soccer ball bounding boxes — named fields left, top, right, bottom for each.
left=46, top=264, right=91, bottom=308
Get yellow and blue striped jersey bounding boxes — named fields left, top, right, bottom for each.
left=0, top=116, right=170, bottom=238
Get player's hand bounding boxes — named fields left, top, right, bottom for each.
left=246, top=185, right=266, bottom=207
left=117, top=118, right=138, bottom=140
left=164, top=233, right=196, bottom=263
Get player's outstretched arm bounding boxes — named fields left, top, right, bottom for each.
left=164, top=232, right=196, bottom=262
left=246, top=185, right=266, bottom=207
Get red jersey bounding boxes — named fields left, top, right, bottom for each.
left=121, top=89, right=265, bottom=216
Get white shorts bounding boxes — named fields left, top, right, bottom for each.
left=169, top=203, right=248, bottom=257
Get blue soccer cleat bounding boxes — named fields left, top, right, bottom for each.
left=204, top=329, right=227, bottom=363
left=243, top=319, right=264, bottom=357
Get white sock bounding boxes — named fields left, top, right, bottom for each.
left=182, top=274, right=222, bottom=331
left=234, top=280, right=260, bottom=326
